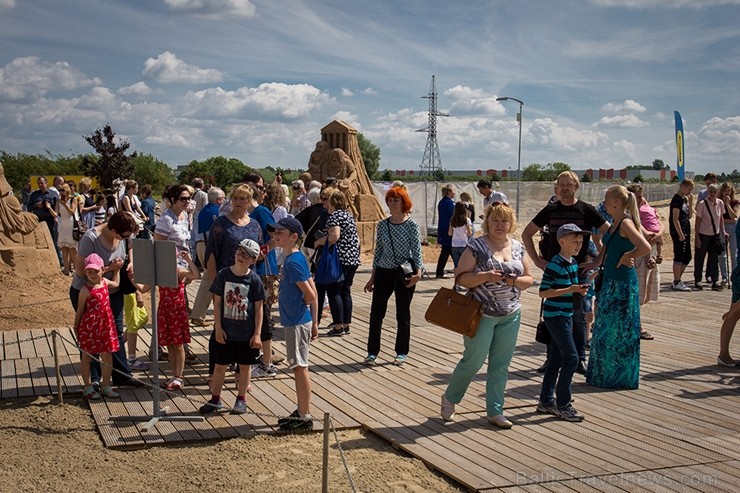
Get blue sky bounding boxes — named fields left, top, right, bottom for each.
left=1, top=0, right=739, bottom=175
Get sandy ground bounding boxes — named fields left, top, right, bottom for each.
left=0, top=396, right=465, bottom=493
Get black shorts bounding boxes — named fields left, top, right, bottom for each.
left=260, top=303, right=273, bottom=342
left=213, top=340, right=261, bottom=366
left=671, top=232, right=692, bottom=265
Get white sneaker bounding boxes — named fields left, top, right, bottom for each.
left=251, top=362, right=277, bottom=378
left=441, top=395, right=456, bottom=421
left=672, top=281, right=691, bottom=292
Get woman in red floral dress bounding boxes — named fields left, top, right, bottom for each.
left=155, top=250, right=200, bottom=390
left=73, top=253, right=122, bottom=400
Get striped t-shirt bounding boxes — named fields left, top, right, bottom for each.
left=540, top=254, right=578, bottom=318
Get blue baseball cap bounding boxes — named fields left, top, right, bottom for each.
left=267, top=217, right=304, bottom=238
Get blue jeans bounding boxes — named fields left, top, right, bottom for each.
left=539, top=315, right=579, bottom=409
left=444, top=311, right=520, bottom=416
left=450, top=246, right=466, bottom=269
left=546, top=294, right=587, bottom=362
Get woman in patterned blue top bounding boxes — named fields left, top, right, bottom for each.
left=441, top=202, right=534, bottom=428
left=363, top=186, right=423, bottom=367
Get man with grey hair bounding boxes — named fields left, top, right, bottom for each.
left=190, top=186, right=225, bottom=326
left=191, top=177, right=209, bottom=262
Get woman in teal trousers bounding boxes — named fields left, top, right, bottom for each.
left=441, top=202, right=534, bottom=428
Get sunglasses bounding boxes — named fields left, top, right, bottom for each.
left=179, top=196, right=191, bottom=202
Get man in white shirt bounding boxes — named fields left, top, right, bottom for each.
left=477, top=179, right=508, bottom=212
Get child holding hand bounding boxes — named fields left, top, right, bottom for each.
left=73, top=253, right=122, bottom=400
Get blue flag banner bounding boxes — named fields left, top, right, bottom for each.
left=674, top=111, right=685, bottom=181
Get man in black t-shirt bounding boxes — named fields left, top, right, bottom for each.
left=522, top=171, right=610, bottom=373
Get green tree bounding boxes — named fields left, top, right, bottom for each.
left=433, top=168, right=445, bottom=181
left=652, top=159, right=667, bottom=170
left=581, top=172, right=592, bottom=183
left=542, top=162, right=571, bottom=181
left=522, top=163, right=544, bottom=181
left=131, top=153, right=176, bottom=190
left=380, top=169, right=393, bottom=181
left=633, top=174, right=644, bottom=183
left=178, top=156, right=249, bottom=189
left=1, top=151, right=84, bottom=190
left=357, top=132, right=381, bottom=179
left=81, top=124, right=136, bottom=190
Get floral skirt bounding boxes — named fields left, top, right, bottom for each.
left=587, top=277, right=640, bottom=390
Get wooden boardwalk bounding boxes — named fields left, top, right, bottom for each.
left=1, top=264, right=739, bottom=492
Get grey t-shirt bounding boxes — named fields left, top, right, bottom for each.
left=71, top=227, right=127, bottom=292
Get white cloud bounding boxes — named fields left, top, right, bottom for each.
left=362, top=87, right=378, bottom=95
left=441, top=86, right=504, bottom=116
left=696, top=116, right=740, bottom=154
left=340, top=88, right=354, bottom=97
left=594, top=114, right=649, bottom=128
left=142, top=52, right=223, bottom=84
left=529, top=118, right=608, bottom=152
left=180, top=82, right=334, bottom=120
left=612, top=139, right=637, bottom=159
left=600, top=99, right=646, bottom=114
left=164, top=0, right=256, bottom=18
left=0, top=57, right=101, bottom=101
left=118, top=82, right=152, bottom=96
left=0, top=0, right=15, bottom=9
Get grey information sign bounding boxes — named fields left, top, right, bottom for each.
left=132, top=238, right=178, bottom=288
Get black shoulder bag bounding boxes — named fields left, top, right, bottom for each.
left=386, top=219, right=416, bottom=281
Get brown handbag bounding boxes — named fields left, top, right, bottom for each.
left=424, top=275, right=482, bottom=338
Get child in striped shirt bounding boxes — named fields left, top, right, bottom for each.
left=537, top=223, right=591, bottom=422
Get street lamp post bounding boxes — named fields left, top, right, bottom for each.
left=496, top=97, right=523, bottom=218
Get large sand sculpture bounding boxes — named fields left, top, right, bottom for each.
left=307, top=121, right=385, bottom=250
left=0, top=162, right=59, bottom=276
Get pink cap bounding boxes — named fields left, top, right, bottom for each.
left=84, top=253, right=105, bottom=271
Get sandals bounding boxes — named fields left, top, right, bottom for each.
left=655, top=254, right=663, bottom=264
left=166, top=378, right=183, bottom=391
left=100, top=386, right=120, bottom=398
left=83, top=385, right=101, bottom=400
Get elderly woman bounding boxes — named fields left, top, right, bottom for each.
left=441, top=203, right=534, bottom=428
left=56, top=183, right=78, bottom=276
left=694, top=183, right=726, bottom=291
left=70, top=211, right=140, bottom=387
left=587, top=185, right=650, bottom=390
left=314, top=189, right=361, bottom=336
left=363, top=186, right=423, bottom=366
left=204, top=184, right=263, bottom=383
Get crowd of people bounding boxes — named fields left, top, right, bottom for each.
left=17, top=168, right=736, bottom=430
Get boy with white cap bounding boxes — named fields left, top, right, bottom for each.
left=200, top=238, right=265, bottom=415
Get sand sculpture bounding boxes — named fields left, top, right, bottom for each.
left=0, top=162, right=59, bottom=276
left=307, top=121, right=385, bottom=249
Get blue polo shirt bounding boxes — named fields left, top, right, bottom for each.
left=279, top=251, right=312, bottom=326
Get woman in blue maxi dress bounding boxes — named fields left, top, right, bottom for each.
left=587, top=185, right=651, bottom=390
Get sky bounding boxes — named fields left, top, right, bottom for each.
left=1, top=0, right=740, bottom=176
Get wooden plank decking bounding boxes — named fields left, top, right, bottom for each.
left=1, top=263, right=739, bottom=491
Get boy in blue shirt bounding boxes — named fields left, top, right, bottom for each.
left=200, top=238, right=265, bottom=415
left=538, top=224, right=590, bottom=422
left=267, top=217, right=318, bottom=431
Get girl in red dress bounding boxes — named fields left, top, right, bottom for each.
left=156, top=249, right=200, bottom=390
left=73, top=253, right=122, bottom=400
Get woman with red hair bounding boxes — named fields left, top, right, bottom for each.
left=363, top=186, right=423, bottom=366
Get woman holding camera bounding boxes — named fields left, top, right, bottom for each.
left=313, top=189, right=361, bottom=336
left=440, top=202, right=534, bottom=428
left=363, top=187, right=423, bottom=366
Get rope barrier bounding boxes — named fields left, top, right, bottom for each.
left=49, top=330, right=358, bottom=489
left=1, top=333, right=57, bottom=345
